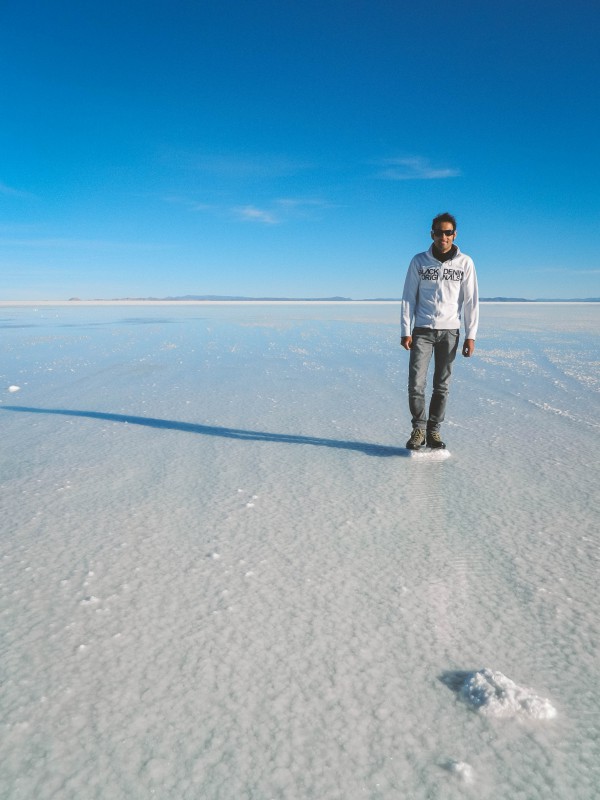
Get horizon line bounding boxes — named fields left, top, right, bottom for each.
left=1, top=296, right=599, bottom=307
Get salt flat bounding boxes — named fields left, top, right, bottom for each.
left=1, top=302, right=599, bottom=799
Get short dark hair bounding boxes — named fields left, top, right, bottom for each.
left=432, top=212, right=457, bottom=231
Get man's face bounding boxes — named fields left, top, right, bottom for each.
left=431, top=222, right=456, bottom=254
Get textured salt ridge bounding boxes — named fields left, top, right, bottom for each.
left=458, top=668, right=557, bottom=720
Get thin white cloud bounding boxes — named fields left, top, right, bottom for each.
left=234, top=198, right=336, bottom=224
left=234, top=205, right=280, bottom=225
left=0, top=180, right=36, bottom=198
left=168, top=193, right=334, bottom=225
left=377, top=157, right=461, bottom=180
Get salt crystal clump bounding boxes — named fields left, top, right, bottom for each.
left=459, top=668, right=556, bottom=720
left=444, top=760, right=474, bottom=783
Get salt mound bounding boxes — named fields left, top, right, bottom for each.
left=444, top=760, right=474, bottom=783
left=409, top=448, right=451, bottom=461
left=459, top=668, right=556, bottom=720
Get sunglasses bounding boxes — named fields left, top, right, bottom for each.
left=433, top=229, right=455, bottom=237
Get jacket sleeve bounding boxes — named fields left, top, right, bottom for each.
left=400, top=259, right=419, bottom=337
left=461, top=258, right=479, bottom=339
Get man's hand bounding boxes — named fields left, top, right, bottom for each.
left=462, top=338, right=475, bottom=357
left=401, top=336, right=412, bottom=350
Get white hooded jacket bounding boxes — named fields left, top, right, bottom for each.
left=400, top=244, right=479, bottom=339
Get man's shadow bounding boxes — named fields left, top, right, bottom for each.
left=1, top=406, right=410, bottom=458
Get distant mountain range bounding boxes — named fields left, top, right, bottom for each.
left=481, top=297, right=600, bottom=303
left=71, top=295, right=600, bottom=303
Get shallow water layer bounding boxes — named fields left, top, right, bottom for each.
left=1, top=303, right=599, bottom=799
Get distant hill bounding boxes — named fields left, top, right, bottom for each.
left=71, top=295, right=600, bottom=303
left=80, top=295, right=355, bottom=302
left=481, top=297, right=532, bottom=302
left=480, top=297, right=600, bottom=303
left=169, top=294, right=354, bottom=301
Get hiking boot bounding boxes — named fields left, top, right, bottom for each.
left=426, top=430, right=446, bottom=449
left=406, top=429, right=426, bottom=450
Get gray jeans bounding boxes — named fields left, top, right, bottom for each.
left=408, top=327, right=459, bottom=431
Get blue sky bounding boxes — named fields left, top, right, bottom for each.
left=1, top=0, right=599, bottom=300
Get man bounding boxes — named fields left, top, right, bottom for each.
left=400, top=212, right=479, bottom=450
